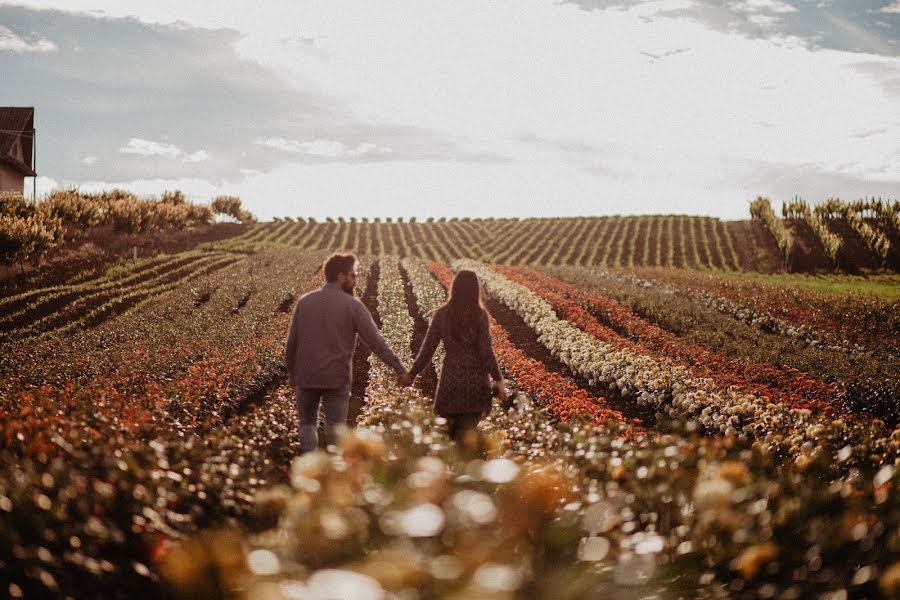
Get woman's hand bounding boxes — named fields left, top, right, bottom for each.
left=495, top=380, right=508, bottom=402
left=397, top=371, right=414, bottom=387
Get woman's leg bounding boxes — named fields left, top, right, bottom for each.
left=447, top=413, right=483, bottom=456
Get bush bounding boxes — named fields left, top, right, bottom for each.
left=0, top=192, right=30, bottom=218
left=0, top=211, right=64, bottom=270
left=36, top=189, right=216, bottom=234
left=161, top=190, right=186, bottom=205
left=41, top=189, right=106, bottom=229
left=211, top=195, right=255, bottom=224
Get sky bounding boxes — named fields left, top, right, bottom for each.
left=1, top=0, right=899, bottom=220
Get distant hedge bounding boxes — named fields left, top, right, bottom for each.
left=0, top=189, right=254, bottom=269
left=0, top=193, right=64, bottom=271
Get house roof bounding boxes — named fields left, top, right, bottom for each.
left=0, top=107, right=36, bottom=176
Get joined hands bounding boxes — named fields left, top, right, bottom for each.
left=397, top=371, right=414, bottom=387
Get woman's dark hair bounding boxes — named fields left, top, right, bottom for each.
left=442, top=270, right=485, bottom=343
left=323, top=253, right=357, bottom=282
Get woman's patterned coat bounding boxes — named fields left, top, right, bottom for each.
left=409, top=306, right=502, bottom=416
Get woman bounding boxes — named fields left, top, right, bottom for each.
left=398, top=270, right=507, bottom=449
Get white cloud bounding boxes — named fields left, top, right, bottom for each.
left=880, top=1, right=900, bottom=13
left=80, top=156, right=98, bottom=165
left=747, top=13, right=781, bottom=27
left=0, top=25, right=56, bottom=53
left=731, top=0, right=797, bottom=13
left=119, top=138, right=182, bottom=159
left=118, top=138, right=211, bottom=162
left=629, top=0, right=696, bottom=17
left=183, top=150, right=211, bottom=162
left=254, top=137, right=391, bottom=158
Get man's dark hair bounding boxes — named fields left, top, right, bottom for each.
left=324, top=253, right=357, bottom=282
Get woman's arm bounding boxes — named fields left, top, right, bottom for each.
left=407, top=309, right=444, bottom=380
left=477, top=310, right=502, bottom=382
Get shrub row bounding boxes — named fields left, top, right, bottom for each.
left=0, top=190, right=254, bottom=268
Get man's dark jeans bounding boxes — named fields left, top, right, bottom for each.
left=296, top=384, right=351, bottom=453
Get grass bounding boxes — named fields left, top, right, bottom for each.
left=724, top=270, right=900, bottom=299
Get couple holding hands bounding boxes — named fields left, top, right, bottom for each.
left=284, top=253, right=507, bottom=454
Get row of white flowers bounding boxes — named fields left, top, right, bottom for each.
left=401, top=257, right=446, bottom=375
left=356, top=256, right=446, bottom=451
left=453, top=259, right=897, bottom=467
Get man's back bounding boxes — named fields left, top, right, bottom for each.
left=284, top=282, right=403, bottom=389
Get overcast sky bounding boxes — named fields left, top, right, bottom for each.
left=1, top=0, right=899, bottom=220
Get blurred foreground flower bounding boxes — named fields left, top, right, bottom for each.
left=159, top=530, right=246, bottom=599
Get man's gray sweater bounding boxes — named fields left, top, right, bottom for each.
left=284, top=282, right=405, bottom=389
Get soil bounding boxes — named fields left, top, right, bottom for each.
left=606, top=218, right=627, bottom=267
left=826, top=219, right=882, bottom=273
left=570, top=220, right=596, bottom=266
left=693, top=219, right=711, bottom=268
left=728, top=220, right=782, bottom=273
left=705, top=220, right=725, bottom=270
left=784, top=219, right=835, bottom=272
left=633, top=218, right=649, bottom=266
left=670, top=219, right=686, bottom=269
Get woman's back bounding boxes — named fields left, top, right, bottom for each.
left=409, top=305, right=502, bottom=416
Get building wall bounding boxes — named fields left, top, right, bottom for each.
left=0, top=164, right=25, bottom=194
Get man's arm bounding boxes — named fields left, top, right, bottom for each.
left=284, top=302, right=301, bottom=385
left=352, top=299, right=406, bottom=374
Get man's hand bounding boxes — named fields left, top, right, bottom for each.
left=397, top=371, right=414, bottom=387
left=288, top=373, right=296, bottom=389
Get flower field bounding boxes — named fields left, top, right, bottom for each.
left=0, top=242, right=898, bottom=599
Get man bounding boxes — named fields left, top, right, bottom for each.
left=285, top=253, right=407, bottom=453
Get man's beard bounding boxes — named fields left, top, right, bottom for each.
left=341, top=281, right=355, bottom=296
